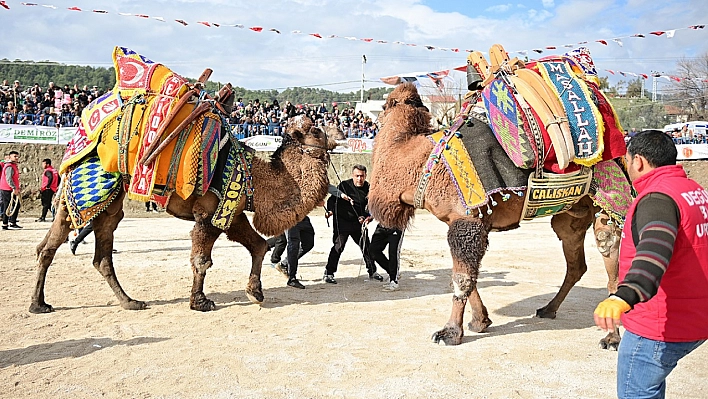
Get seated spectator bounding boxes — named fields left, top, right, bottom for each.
left=17, top=103, right=35, bottom=125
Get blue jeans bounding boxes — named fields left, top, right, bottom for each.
left=617, top=330, right=705, bottom=399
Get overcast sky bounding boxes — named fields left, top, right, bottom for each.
left=1, top=0, right=706, bottom=94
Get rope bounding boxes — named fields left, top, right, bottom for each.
left=6, top=192, right=21, bottom=217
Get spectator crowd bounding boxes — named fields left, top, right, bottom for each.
left=226, top=99, right=379, bottom=139
left=1, top=79, right=103, bottom=127
left=1, top=79, right=379, bottom=139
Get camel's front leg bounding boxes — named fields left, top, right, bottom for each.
left=593, top=211, right=622, bottom=350
left=30, top=203, right=73, bottom=313
left=226, top=213, right=266, bottom=304
left=91, top=198, right=146, bottom=310
left=432, top=218, right=489, bottom=345
left=189, top=219, right=221, bottom=311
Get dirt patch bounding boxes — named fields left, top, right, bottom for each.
left=1, top=209, right=706, bottom=398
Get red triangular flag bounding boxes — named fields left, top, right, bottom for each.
left=198, top=21, right=211, bottom=27
left=640, top=74, right=648, bottom=79
left=451, top=48, right=460, bottom=53
left=310, top=33, right=322, bottom=38
left=606, top=70, right=615, bottom=75
left=546, top=46, right=556, bottom=49
left=649, top=31, right=665, bottom=36
left=68, top=6, right=82, bottom=11
left=250, top=26, right=263, bottom=32
left=0, top=1, right=9, bottom=9
left=596, top=39, right=608, bottom=45
left=361, top=38, right=373, bottom=42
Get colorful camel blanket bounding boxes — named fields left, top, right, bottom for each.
left=536, top=60, right=605, bottom=167
left=426, top=117, right=532, bottom=216
left=62, top=156, right=122, bottom=228
left=590, top=159, right=634, bottom=225
left=60, top=46, right=199, bottom=201
left=482, top=79, right=538, bottom=169
left=59, top=46, right=252, bottom=230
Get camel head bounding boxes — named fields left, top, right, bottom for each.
left=283, top=115, right=337, bottom=155
left=378, top=82, right=432, bottom=137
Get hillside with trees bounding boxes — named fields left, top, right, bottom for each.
left=0, top=59, right=391, bottom=105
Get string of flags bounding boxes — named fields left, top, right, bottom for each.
left=0, top=1, right=704, bottom=55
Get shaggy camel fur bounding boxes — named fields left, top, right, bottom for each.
left=31, top=115, right=336, bottom=313
left=368, top=83, right=622, bottom=348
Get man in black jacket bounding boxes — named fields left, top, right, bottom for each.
left=322, top=165, right=381, bottom=284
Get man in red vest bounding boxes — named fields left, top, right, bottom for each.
left=0, top=150, right=22, bottom=230
left=37, top=158, right=59, bottom=222
left=594, top=130, right=708, bottom=399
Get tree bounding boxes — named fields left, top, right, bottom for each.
left=626, top=77, right=644, bottom=98
left=669, top=53, right=708, bottom=120
left=610, top=98, right=668, bottom=130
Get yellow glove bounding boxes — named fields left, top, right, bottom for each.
left=594, top=296, right=631, bottom=332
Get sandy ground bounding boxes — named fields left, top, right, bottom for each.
left=1, top=209, right=707, bottom=399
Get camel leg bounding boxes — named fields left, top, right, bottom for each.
left=431, top=217, right=489, bottom=345
left=90, top=194, right=146, bottom=310
left=593, top=211, right=622, bottom=350
left=30, top=202, right=73, bottom=313
left=538, top=208, right=593, bottom=318
left=189, top=217, right=222, bottom=311
left=225, top=213, right=266, bottom=304
left=467, top=287, right=491, bottom=333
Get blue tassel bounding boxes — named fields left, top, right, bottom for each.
left=517, top=191, right=524, bottom=197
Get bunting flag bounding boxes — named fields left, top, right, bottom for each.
left=2, top=2, right=705, bottom=55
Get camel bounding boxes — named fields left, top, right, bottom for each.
left=368, top=83, right=623, bottom=347
left=31, top=115, right=336, bottom=313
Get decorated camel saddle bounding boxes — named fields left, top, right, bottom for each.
left=422, top=45, right=632, bottom=223
left=59, top=47, right=248, bottom=229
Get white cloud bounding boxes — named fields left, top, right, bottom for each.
left=0, top=0, right=705, bottom=93
left=485, top=4, right=513, bottom=13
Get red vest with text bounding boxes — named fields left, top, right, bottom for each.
left=41, top=165, right=59, bottom=192
left=619, top=164, right=708, bottom=342
left=0, top=162, right=19, bottom=191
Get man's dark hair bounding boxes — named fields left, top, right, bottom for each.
left=626, top=129, right=677, bottom=168
left=352, top=164, right=367, bottom=173
left=9, top=150, right=19, bottom=156
left=42, top=158, right=51, bottom=165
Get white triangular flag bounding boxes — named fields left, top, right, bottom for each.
left=666, top=30, right=676, bottom=38
left=612, top=38, right=623, bottom=47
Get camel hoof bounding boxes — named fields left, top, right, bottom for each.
left=29, top=303, right=54, bottom=314
left=431, top=324, right=463, bottom=346
left=599, top=331, right=622, bottom=351
left=467, top=317, right=492, bottom=333
left=535, top=307, right=557, bottom=319
left=190, top=293, right=216, bottom=312
left=245, top=290, right=263, bottom=305
left=122, top=300, right=148, bottom=311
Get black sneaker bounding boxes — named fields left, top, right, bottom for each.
left=35, top=218, right=46, bottom=222
left=69, top=240, right=77, bottom=255
left=369, top=272, right=384, bottom=281
left=1, top=225, right=7, bottom=230
left=287, top=278, right=305, bottom=289
left=323, top=274, right=337, bottom=284
left=8, top=224, right=23, bottom=230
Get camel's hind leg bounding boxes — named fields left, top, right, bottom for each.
left=538, top=199, right=594, bottom=319
left=90, top=192, right=146, bottom=310
left=225, top=213, right=267, bottom=304
left=30, top=202, right=73, bottom=313
left=431, top=217, right=489, bottom=345
left=593, top=210, right=622, bottom=350
left=189, top=215, right=222, bottom=311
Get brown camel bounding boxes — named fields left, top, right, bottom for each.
left=31, top=115, right=336, bottom=313
left=368, top=83, right=623, bottom=347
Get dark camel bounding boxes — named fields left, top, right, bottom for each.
left=368, top=83, right=622, bottom=347
left=31, top=115, right=336, bottom=313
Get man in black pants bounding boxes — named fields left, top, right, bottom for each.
left=369, top=224, right=404, bottom=291
left=281, top=215, right=316, bottom=289
left=322, top=165, right=380, bottom=284
left=36, top=158, right=59, bottom=222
